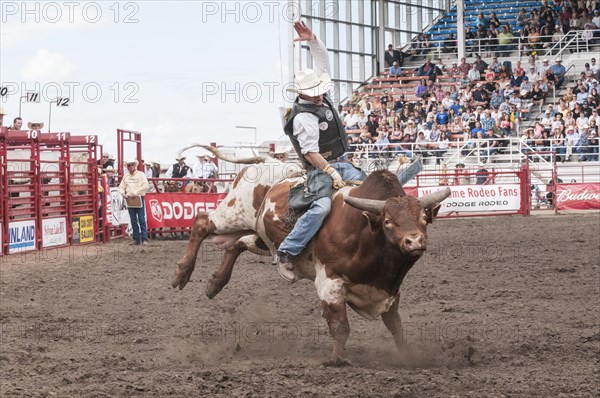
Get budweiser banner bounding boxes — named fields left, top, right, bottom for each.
left=408, top=185, right=522, bottom=216
left=555, top=183, right=600, bottom=210
left=145, top=193, right=226, bottom=229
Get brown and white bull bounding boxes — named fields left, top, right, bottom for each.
left=172, top=146, right=450, bottom=364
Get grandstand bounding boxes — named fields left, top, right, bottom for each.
left=314, top=0, right=600, bottom=187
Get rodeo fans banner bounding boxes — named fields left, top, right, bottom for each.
left=555, top=183, right=600, bottom=210
left=145, top=193, right=226, bottom=229
left=405, top=185, right=522, bottom=216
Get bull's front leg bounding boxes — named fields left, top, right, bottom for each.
left=316, top=266, right=350, bottom=366
left=381, top=293, right=405, bottom=352
left=172, top=212, right=215, bottom=290
left=321, top=300, right=351, bottom=366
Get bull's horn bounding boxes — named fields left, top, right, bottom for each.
left=419, top=187, right=452, bottom=208
left=344, top=195, right=386, bottom=213
left=176, top=144, right=267, bottom=164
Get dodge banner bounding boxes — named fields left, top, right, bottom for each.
left=555, top=183, right=600, bottom=211
left=404, top=184, right=522, bottom=216
left=145, top=193, right=227, bottom=229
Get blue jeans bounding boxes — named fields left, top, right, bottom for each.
left=278, top=197, right=331, bottom=257
left=331, top=161, right=367, bottom=181
left=128, top=199, right=148, bottom=243
left=278, top=162, right=366, bottom=257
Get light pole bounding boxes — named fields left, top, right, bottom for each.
left=235, top=125, right=257, bottom=145
left=48, top=97, right=69, bottom=132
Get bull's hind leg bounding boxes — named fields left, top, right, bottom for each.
left=206, top=234, right=270, bottom=299
left=172, top=212, right=215, bottom=290
left=381, top=293, right=404, bottom=351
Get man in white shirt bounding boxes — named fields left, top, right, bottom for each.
left=193, top=154, right=218, bottom=179
left=278, top=21, right=367, bottom=282
left=118, top=159, right=149, bottom=245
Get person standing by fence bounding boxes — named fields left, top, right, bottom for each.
left=119, top=159, right=149, bottom=246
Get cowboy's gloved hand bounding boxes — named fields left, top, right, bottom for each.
left=324, top=165, right=345, bottom=189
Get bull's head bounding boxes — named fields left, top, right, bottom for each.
left=344, top=188, right=451, bottom=257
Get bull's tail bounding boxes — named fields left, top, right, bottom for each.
left=177, top=144, right=268, bottom=164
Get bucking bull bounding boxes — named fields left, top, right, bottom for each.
left=172, top=145, right=451, bottom=364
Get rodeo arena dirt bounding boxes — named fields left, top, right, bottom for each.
left=0, top=126, right=598, bottom=397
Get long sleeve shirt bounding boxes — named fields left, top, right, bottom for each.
left=118, top=170, right=149, bottom=196
left=293, top=37, right=332, bottom=155
left=192, top=161, right=218, bottom=178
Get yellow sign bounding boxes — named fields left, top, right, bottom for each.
left=79, top=215, right=95, bottom=243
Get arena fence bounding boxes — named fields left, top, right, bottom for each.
left=0, top=127, right=99, bottom=255
left=2, top=130, right=598, bottom=255
left=99, top=177, right=232, bottom=238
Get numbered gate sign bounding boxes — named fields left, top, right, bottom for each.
left=26, top=92, right=40, bottom=103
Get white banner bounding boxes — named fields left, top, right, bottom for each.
left=42, top=217, right=68, bottom=248
left=8, top=220, right=36, bottom=253
left=418, top=184, right=521, bottom=216
left=109, top=187, right=130, bottom=226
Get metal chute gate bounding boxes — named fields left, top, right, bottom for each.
left=0, top=127, right=99, bottom=254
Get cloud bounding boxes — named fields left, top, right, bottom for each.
left=21, top=49, right=77, bottom=80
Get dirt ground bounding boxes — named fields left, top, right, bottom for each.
left=1, top=214, right=599, bottom=397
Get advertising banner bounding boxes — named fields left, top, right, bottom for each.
left=555, top=183, right=600, bottom=210
left=8, top=220, right=36, bottom=253
left=42, top=217, right=68, bottom=248
left=109, top=187, right=130, bottom=226
left=145, top=193, right=226, bottom=229
left=79, top=215, right=95, bottom=243
left=410, top=184, right=522, bottom=216
left=72, top=217, right=81, bottom=244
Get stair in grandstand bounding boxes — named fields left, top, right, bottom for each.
left=426, top=0, right=542, bottom=41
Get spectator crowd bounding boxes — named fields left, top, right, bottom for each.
left=345, top=0, right=600, bottom=165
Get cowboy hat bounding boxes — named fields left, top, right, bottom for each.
left=126, top=159, right=139, bottom=166
left=175, top=156, right=186, bottom=161
left=196, top=153, right=215, bottom=159
left=0, top=107, right=6, bottom=115
left=27, top=120, right=44, bottom=129
left=286, top=68, right=332, bottom=97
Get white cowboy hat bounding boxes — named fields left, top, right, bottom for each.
left=196, top=153, right=215, bottom=159
left=126, top=159, right=139, bottom=166
left=27, top=120, right=44, bottom=129
left=175, top=156, right=186, bottom=161
left=286, top=68, right=332, bottom=97
left=0, top=106, right=6, bottom=115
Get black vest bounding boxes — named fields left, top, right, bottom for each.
left=172, top=163, right=190, bottom=178
left=283, top=94, right=350, bottom=168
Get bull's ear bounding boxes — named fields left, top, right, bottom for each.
left=425, top=204, right=442, bottom=224
left=362, top=211, right=381, bottom=232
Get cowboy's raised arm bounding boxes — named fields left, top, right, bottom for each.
left=293, top=21, right=330, bottom=77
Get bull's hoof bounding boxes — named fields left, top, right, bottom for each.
left=172, top=262, right=195, bottom=290
left=205, top=277, right=225, bottom=299
left=323, top=356, right=352, bottom=367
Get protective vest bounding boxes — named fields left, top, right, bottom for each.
left=172, top=163, right=190, bottom=178
left=283, top=94, right=350, bottom=168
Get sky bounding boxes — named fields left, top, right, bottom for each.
left=0, top=1, right=298, bottom=162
